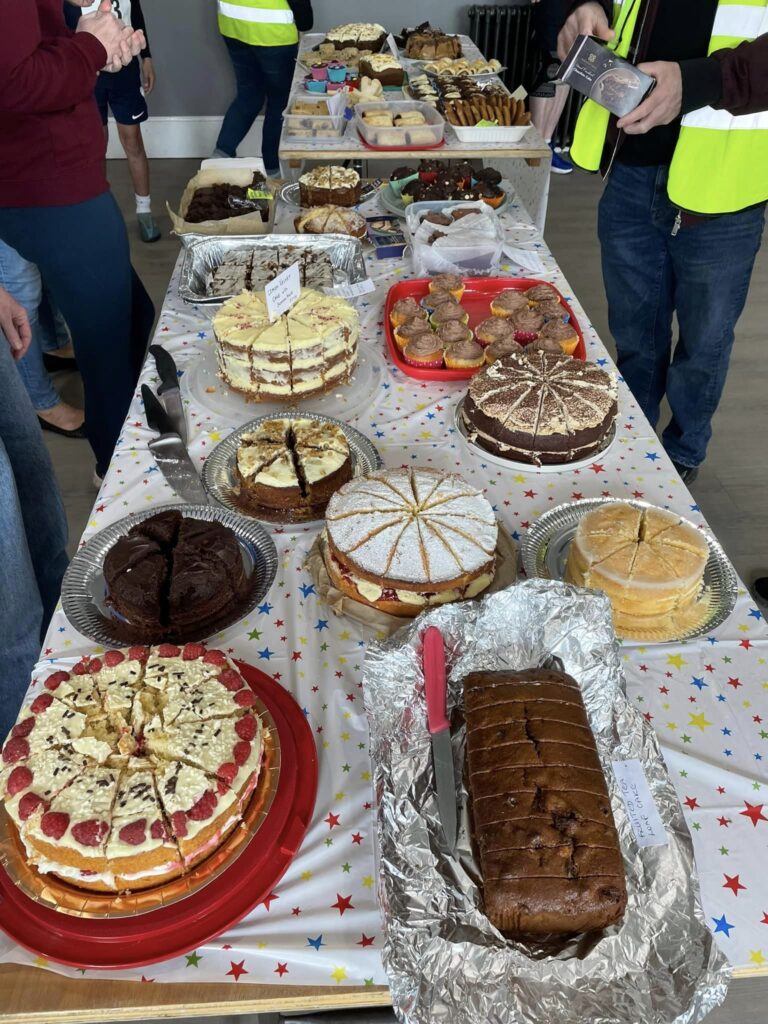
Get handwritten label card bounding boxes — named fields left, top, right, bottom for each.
left=265, top=261, right=301, bottom=322
left=612, top=759, right=667, bottom=848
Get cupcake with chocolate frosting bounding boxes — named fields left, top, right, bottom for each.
left=390, top=296, right=428, bottom=327
left=490, top=288, right=530, bottom=318
left=485, top=336, right=522, bottom=364
left=436, top=321, right=473, bottom=346
left=511, top=308, right=545, bottom=343
left=538, top=318, right=579, bottom=355
left=444, top=339, right=484, bottom=370
left=536, top=297, right=569, bottom=322
left=526, top=283, right=558, bottom=304
left=429, top=273, right=464, bottom=299
left=403, top=333, right=444, bottom=368
left=475, top=316, right=515, bottom=347
left=430, top=303, right=469, bottom=328
left=394, top=316, right=433, bottom=351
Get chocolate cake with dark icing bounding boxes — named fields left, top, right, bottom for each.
left=185, top=173, right=271, bottom=224
left=462, top=349, right=617, bottom=465
left=464, top=668, right=627, bottom=937
left=104, top=510, right=248, bottom=639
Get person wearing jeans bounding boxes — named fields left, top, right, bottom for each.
left=598, top=163, right=765, bottom=471
left=0, top=0, right=154, bottom=480
left=0, top=286, right=69, bottom=743
left=214, top=0, right=313, bottom=175
left=0, top=239, right=86, bottom=438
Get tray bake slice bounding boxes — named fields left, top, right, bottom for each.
left=464, top=668, right=626, bottom=937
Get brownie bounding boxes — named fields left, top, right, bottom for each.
left=463, top=668, right=627, bottom=937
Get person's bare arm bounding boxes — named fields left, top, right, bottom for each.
left=0, top=288, right=32, bottom=361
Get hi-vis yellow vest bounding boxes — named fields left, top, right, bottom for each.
left=570, top=0, right=768, bottom=215
left=218, top=0, right=298, bottom=47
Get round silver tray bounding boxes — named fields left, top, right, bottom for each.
left=454, top=396, right=618, bottom=475
left=378, top=182, right=511, bottom=219
left=521, top=497, right=738, bottom=644
left=279, top=180, right=378, bottom=210
left=180, top=343, right=387, bottom=426
left=202, top=413, right=383, bottom=527
left=62, top=504, right=278, bottom=646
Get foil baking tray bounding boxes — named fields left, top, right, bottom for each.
left=362, top=580, right=730, bottom=1024
left=178, top=233, right=369, bottom=305
left=202, top=412, right=383, bottom=527
left=521, top=498, right=738, bottom=643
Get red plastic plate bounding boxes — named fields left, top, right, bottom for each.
left=0, top=663, right=317, bottom=970
left=384, top=276, right=586, bottom=382
left=356, top=129, right=446, bottom=152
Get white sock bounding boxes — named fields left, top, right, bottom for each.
left=135, top=194, right=152, bottom=215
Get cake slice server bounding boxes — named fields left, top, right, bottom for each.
left=149, top=344, right=187, bottom=445
left=142, top=385, right=209, bottom=506
left=423, top=626, right=458, bottom=852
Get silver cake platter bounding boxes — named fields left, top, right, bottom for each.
left=62, top=504, right=278, bottom=646
left=278, top=180, right=379, bottom=210
left=521, top=497, right=739, bottom=643
left=202, top=412, right=383, bottom=528
left=454, top=395, right=618, bottom=475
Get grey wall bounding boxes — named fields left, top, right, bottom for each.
left=145, top=1, right=471, bottom=117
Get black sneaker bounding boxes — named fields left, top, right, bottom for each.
left=672, top=461, right=699, bottom=485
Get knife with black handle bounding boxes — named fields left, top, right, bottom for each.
left=142, top=384, right=209, bottom=505
left=150, top=344, right=187, bottom=445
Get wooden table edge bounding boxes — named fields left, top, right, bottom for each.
left=0, top=964, right=390, bottom=1022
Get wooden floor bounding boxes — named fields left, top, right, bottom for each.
left=39, top=161, right=768, bottom=1023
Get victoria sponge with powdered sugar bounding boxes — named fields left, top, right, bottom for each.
left=322, top=467, right=498, bottom=617
left=0, top=645, right=264, bottom=894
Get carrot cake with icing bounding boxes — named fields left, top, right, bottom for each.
left=0, top=645, right=264, bottom=893
left=213, top=288, right=359, bottom=401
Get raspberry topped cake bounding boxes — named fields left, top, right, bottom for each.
left=0, top=645, right=265, bottom=893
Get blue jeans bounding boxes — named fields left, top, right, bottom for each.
left=216, top=36, right=298, bottom=171
left=0, top=193, right=154, bottom=476
left=0, top=240, right=59, bottom=412
left=0, top=336, right=68, bottom=744
left=598, top=163, right=765, bottom=469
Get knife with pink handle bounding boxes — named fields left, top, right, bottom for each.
left=423, top=626, right=458, bottom=851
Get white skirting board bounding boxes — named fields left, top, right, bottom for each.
left=105, top=115, right=264, bottom=159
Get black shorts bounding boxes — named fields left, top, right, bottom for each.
left=95, top=59, right=148, bottom=126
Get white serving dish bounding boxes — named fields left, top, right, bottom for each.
left=355, top=100, right=445, bottom=149
left=449, top=123, right=533, bottom=143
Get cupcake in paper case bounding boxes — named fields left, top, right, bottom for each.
left=489, top=288, right=530, bottom=318
left=420, top=289, right=459, bottom=314
left=390, top=296, right=428, bottom=328
left=444, top=340, right=484, bottom=370
left=429, top=273, right=465, bottom=300
left=430, top=303, right=470, bottom=328
left=485, top=336, right=523, bottom=364
left=475, top=316, right=516, bottom=348
left=526, top=283, right=559, bottom=304
left=436, top=322, right=473, bottom=347
left=511, top=308, right=545, bottom=343
left=394, top=316, right=433, bottom=352
left=536, top=297, right=570, bottom=322
left=536, top=318, right=579, bottom=355
left=403, top=334, right=444, bottom=369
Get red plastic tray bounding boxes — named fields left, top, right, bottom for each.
left=0, top=662, right=317, bottom=970
left=356, top=128, right=446, bottom=152
left=384, top=276, right=586, bottom=382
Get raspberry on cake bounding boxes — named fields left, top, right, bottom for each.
left=1, top=645, right=268, bottom=893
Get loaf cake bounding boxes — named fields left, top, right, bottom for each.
left=206, top=247, right=333, bottom=298
left=464, top=668, right=627, bottom=936
left=564, top=502, right=710, bottom=637
left=324, top=23, right=387, bottom=52
left=462, top=350, right=617, bottom=465
left=0, top=645, right=264, bottom=893
left=213, top=288, right=359, bottom=401
left=103, top=510, right=248, bottom=640
left=323, top=467, right=498, bottom=616
left=237, top=417, right=352, bottom=516
left=359, top=54, right=406, bottom=88
left=298, top=166, right=361, bottom=208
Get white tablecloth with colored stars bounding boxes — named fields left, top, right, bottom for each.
left=2, top=192, right=768, bottom=990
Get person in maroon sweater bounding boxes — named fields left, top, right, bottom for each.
left=0, top=0, right=155, bottom=481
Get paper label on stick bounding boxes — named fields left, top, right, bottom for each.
left=325, top=279, right=376, bottom=300
left=612, top=759, right=667, bottom=847
left=265, top=262, right=301, bottom=322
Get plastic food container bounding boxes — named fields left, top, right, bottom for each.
left=355, top=100, right=445, bottom=149
left=281, top=96, right=348, bottom=140
left=449, top=123, right=533, bottom=143
left=405, top=200, right=505, bottom=277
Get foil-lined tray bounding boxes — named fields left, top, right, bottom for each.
left=362, top=580, right=730, bottom=1024
left=178, top=232, right=369, bottom=304
left=202, top=412, right=383, bottom=527
left=61, top=504, right=278, bottom=646
left=521, top=498, right=738, bottom=643
left=0, top=702, right=280, bottom=919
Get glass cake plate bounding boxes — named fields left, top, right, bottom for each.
left=202, top=413, right=383, bottom=528
left=454, top=395, right=617, bottom=475
left=181, top=342, right=387, bottom=426
left=520, top=497, right=739, bottom=644
left=61, top=503, right=278, bottom=646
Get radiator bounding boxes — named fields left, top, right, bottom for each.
left=467, top=2, right=584, bottom=150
